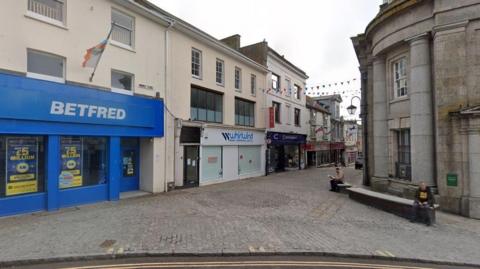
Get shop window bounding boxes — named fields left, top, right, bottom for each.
left=59, top=137, right=107, bottom=189
left=235, top=98, right=255, bottom=127
left=284, top=145, right=300, bottom=169
left=191, top=87, right=222, bottom=123
left=27, top=49, right=65, bottom=83
left=0, top=136, right=45, bottom=198
left=111, top=9, right=134, bottom=48
left=238, top=146, right=261, bottom=175
left=111, top=70, right=134, bottom=95
left=201, top=146, right=222, bottom=181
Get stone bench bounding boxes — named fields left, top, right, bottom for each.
left=337, top=183, right=352, bottom=194
left=347, top=187, right=439, bottom=224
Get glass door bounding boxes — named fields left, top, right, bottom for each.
left=120, top=138, right=139, bottom=192
left=184, top=146, right=199, bottom=187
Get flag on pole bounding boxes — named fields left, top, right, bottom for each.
left=82, top=38, right=109, bottom=68
left=82, top=26, right=113, bottom=81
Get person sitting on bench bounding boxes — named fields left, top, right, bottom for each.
left=411, top=182, right=435, bottom=226
left=329, top=167, right=344, bottom=192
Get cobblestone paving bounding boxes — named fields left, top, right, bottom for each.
left=1, top=167, right=479, bottom=265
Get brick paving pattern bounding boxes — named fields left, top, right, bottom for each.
left=0, top=167, right=479, bottom=265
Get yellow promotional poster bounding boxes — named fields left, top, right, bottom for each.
left=59, top=137, right=83, bottom=189
left=5, top=137, right=38, bottom=196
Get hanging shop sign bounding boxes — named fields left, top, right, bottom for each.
left=59, top=137, right=83, bottom=189
left=5, top=137, right=38, bottom=196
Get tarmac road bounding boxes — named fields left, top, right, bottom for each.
left=6, top=255, right=478, bottom=269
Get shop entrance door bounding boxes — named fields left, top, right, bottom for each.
left=184, top=146, right=199, bottom=187
left=120, top=138, right=140, bottom=192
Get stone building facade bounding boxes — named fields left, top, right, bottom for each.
left=352, top=0, right=480, bottom=218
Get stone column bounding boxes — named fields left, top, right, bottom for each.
left=372, top=57, right=389, bottom=178
left=468, top=130, right=480, bottom=218
left=408, top=34, right=435, bottom=185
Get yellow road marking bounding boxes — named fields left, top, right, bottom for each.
left=62, top=260, right=436, bottom=269
left=375, top=250, right=387, bottom=256
left=248, top=246, right=256, bottom=252
left=384, top=250, right=395, bottom=257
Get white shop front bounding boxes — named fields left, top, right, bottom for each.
left=199, top=127, right=266, bottom=186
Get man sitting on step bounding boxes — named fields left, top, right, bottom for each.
left=411, top=182, right=435, bottom=226
left=329, top=167, right=344, bottom=192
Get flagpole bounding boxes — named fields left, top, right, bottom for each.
left=89, top=24, right=114, bottom=82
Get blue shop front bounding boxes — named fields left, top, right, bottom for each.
left=0, top=73, right=164, bottom=217
left=266, top=131, right=307, bottom=174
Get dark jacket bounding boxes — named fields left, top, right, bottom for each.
left=414, top=187, right=435, bottom=206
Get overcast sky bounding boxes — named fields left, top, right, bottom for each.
left=150, top=0, right=381, bottom=120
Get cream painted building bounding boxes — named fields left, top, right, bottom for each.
left=137, top=2, right=269, bottom=187
left=0, top=0, right=169, bottom=216
left=240, top=42, right=309, bottom=173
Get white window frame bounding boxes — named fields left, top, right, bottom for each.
left=111, top=69, right=134, bottom=96
left=191, top=48, right=202, bottom=79
left=235, top=67, right=242, bottom=91
left=294, top=84, right=301, bottom=100
left=393, top=57, right=408, bottom=98
left=250, top=74, right=256, bottom=96
left=26, top=0, right=66, bottom=27
left=216, top=59, right=224, bottom=86
left=294, top=108, right=301, bottom=127
left=26, top=49, right=65, bottom=83
left=271, top=73, right=280, bottom=92
left=111, top=8, right=135, bottom=50
left=285, top=78, right=292, bottom=97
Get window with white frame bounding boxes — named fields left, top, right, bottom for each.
left=111, top=9, right=134, bottom=47
left=271, top=73, right=280, bottom=92
left=111, top=70, right=134, bottom=95
left=235, top=67, right=241, bottom=91
left=191, top=48, right=202, bottom=78
left=294, top=108, right=301, bottom=126
left=250, top=74, right=256, bottom=96
left=393, top=57, right=407, bottom=98
left=216, top=59, right=224, bottom=85
left=294, top=84, right=301, bottom=99
left=285, top=78, right=291, bottom=97
left=27, top=49, right=65, bottom=83
left=28, top=0, right=65, bottom=24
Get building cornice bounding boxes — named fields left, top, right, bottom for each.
left=365, top=0, right=425, bottom=37
left=267, top=50, right=309, bottom=80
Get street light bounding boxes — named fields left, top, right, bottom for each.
left=347, top=96, right=361, bottom=115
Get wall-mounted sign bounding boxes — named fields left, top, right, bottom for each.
left=5, top=137, right=38, bottom=196
left=122, top=150, right=136, bottom=177
left=59, top=137, right=83, bottom=189
left=202, top=128, right=265, bottom=146
left=0, top=73, right=164, bottom=137
left=266, top=132, right=306, bottom=145
left=447, top=173, right=458, bottom=187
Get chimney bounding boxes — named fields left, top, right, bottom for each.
left=220, top=34, right=241, bottom=51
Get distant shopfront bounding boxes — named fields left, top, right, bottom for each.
left=0, top=73, right=164, bottom=217
left=180, top=126, right=265, bottom=187
left=266, top=132, right=307, bottom=173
